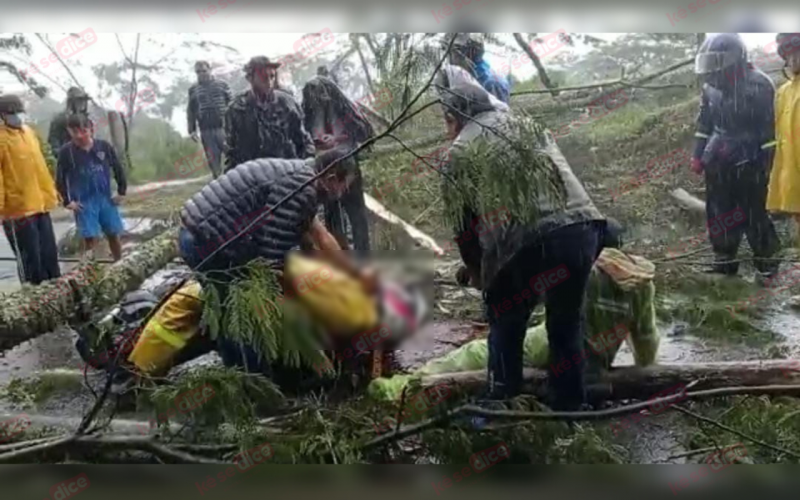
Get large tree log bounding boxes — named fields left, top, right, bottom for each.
left=420, top=360, right=800, bottom=401
left=0, top=228, right=179, bottom=351
left=671, top=188, right=706, bottom=216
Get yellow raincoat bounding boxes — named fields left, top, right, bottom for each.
left=767, top=77, right=800, bottom=214
left=0, top=124, right=59, bottom=219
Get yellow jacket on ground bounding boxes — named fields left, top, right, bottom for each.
left=0, top=124, right=59, bottom=219
left=767, top=77, right=800, bottom=214
left=129, top=281, right=204, bottom=375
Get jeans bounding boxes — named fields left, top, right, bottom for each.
left=324, top=171, right=370, bottom=257
left=201, top=128, right=225, bottom=178
left=3, top=212, right=61, bottom=285
left=484, top=221, right=604, bottom=410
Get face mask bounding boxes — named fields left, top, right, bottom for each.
left=2, top=113, right=24, bottom=129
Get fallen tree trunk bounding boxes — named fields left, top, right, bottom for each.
left=671, top=188, right=706, bottom=216
left=364, top=193, right=444, bottom=255
left=420, top=360, right=800, bottom=401
left=0, top=228, right=179, bottom=351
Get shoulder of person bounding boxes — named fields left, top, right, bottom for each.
left=229, top=92, right=250, bottom=109
left=94, top=138, right=114, bottom=151
left=188, top=83, right=199, bottom=94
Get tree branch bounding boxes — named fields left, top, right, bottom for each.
left=513, top=33, right=559, bottom=97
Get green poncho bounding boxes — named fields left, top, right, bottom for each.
left=368, top=248, right=660, bottom=401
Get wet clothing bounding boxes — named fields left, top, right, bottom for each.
left=224, top=89, right=315, bottom=172
left=692, top=65, right=779, bottom=274
left=767, top=77, right=800, bottom=214
left=704, top=162, right=780, bottom=275
left=302, top=76, right=374, bottom=256
left=179, top=158, right=319, bottom=271
left=187, top=79, right=232, bottom=135
left=0, top=124, right=60, bottom=219
left=473, top=59, right=510, bottom=104
left=484, top=221, right=603, bottom=409
left=437, top=64, right=605, bottom=409
left=692, top=66, right=776, bottom=168
left=3, top=213, right=60, bottom=285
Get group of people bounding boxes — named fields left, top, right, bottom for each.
left=0, top=87, right=126, bottom=286
left=6, top=31, right=800, bottom=414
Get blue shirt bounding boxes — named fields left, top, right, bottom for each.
left=56, top=139, right=127, bottom=205
left=474, top=59, right=511, bottom=104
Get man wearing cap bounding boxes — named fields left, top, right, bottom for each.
left=224, top=56, right=315, bottom=172
left=0, top=94, right=62, bottom=284
left=187, top=61, right=232, bottom=178
left=48, top=86, right=93, bottom=154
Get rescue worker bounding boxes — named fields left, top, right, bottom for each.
left=445, top=34, right=511, bottom=104
left=178, top=146, right=377, bottom=374
left=224, top=56, right=315, bottom=172
left=48, top=87, right=92, bottom=154
left=436, top=64, right=606, bottom=411
left=302, top=75, right=374, bottom=256
left=767, top=33, right=800, bottom=244
left=187, top=60, right=232, bottom=178
left=0, top=94, right=62, bottom=285
left=692, top=33, right=780, bottom=282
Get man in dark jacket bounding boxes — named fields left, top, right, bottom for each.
left=187, top=60, right=232, bottom=178
left=436, top=64, right=606, bottom=411
left=302, top=75, right=374, bottom=256
left=691, top=33, right=780, bottom=282
left=48, top=86, right=92, bottom=154
left=178, top=146, right=376, bottom=373
left=224, top=56, right=315, bottom=172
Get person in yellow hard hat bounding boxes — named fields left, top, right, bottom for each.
left=767, top=33, right=800, bottom=245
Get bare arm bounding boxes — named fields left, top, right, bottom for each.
left=302, top=217, right=377, bottom=293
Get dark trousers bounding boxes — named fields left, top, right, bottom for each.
left=484, top=221, right=604, bottom=410
left=324, top=172, right=370, bottom=257
left=3, top=212, right=61, bottom=285
left=704, top=161, right=779, bottom=275
left=200, top=128, right=225, bottom=178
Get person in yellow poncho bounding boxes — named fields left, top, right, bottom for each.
left=767, top=33, right=800, bottom=241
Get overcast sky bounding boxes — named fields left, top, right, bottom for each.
left=0, top=32, right=780, bottom=134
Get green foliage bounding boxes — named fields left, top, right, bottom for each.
left=441, top=112, right=566, bottom=231
left=147, top=365, right=284, bottom=440
left=127, top=116, right=205, bottom=184
left=199, top=260, right=330, bottom=372
left=684, top=397, right=800, bottom=464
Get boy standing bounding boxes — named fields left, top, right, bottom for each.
left=57, top=114, right=127, bottom=261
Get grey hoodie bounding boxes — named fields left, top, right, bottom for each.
left=438, top=65, right=605, bottom=289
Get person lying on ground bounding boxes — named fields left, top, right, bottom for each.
left=57, top=114, right=127, bottom=262
left=177, top=146, right=378, bottom=375
left=369, top=244, right=659, bottom=402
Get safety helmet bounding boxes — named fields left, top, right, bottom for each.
left=776, top=33, right=800, bottom=61
left=694, top=33, right=747, bottom=75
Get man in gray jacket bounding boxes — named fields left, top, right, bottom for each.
left=436, top=65, right=606, bottom=411
left=187, top=61, right=232, bottom=178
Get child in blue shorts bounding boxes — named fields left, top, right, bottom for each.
left=57, top=114, right=127, bottom=261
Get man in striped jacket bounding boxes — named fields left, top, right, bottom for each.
left=187, top=61, right=232, bottom=178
